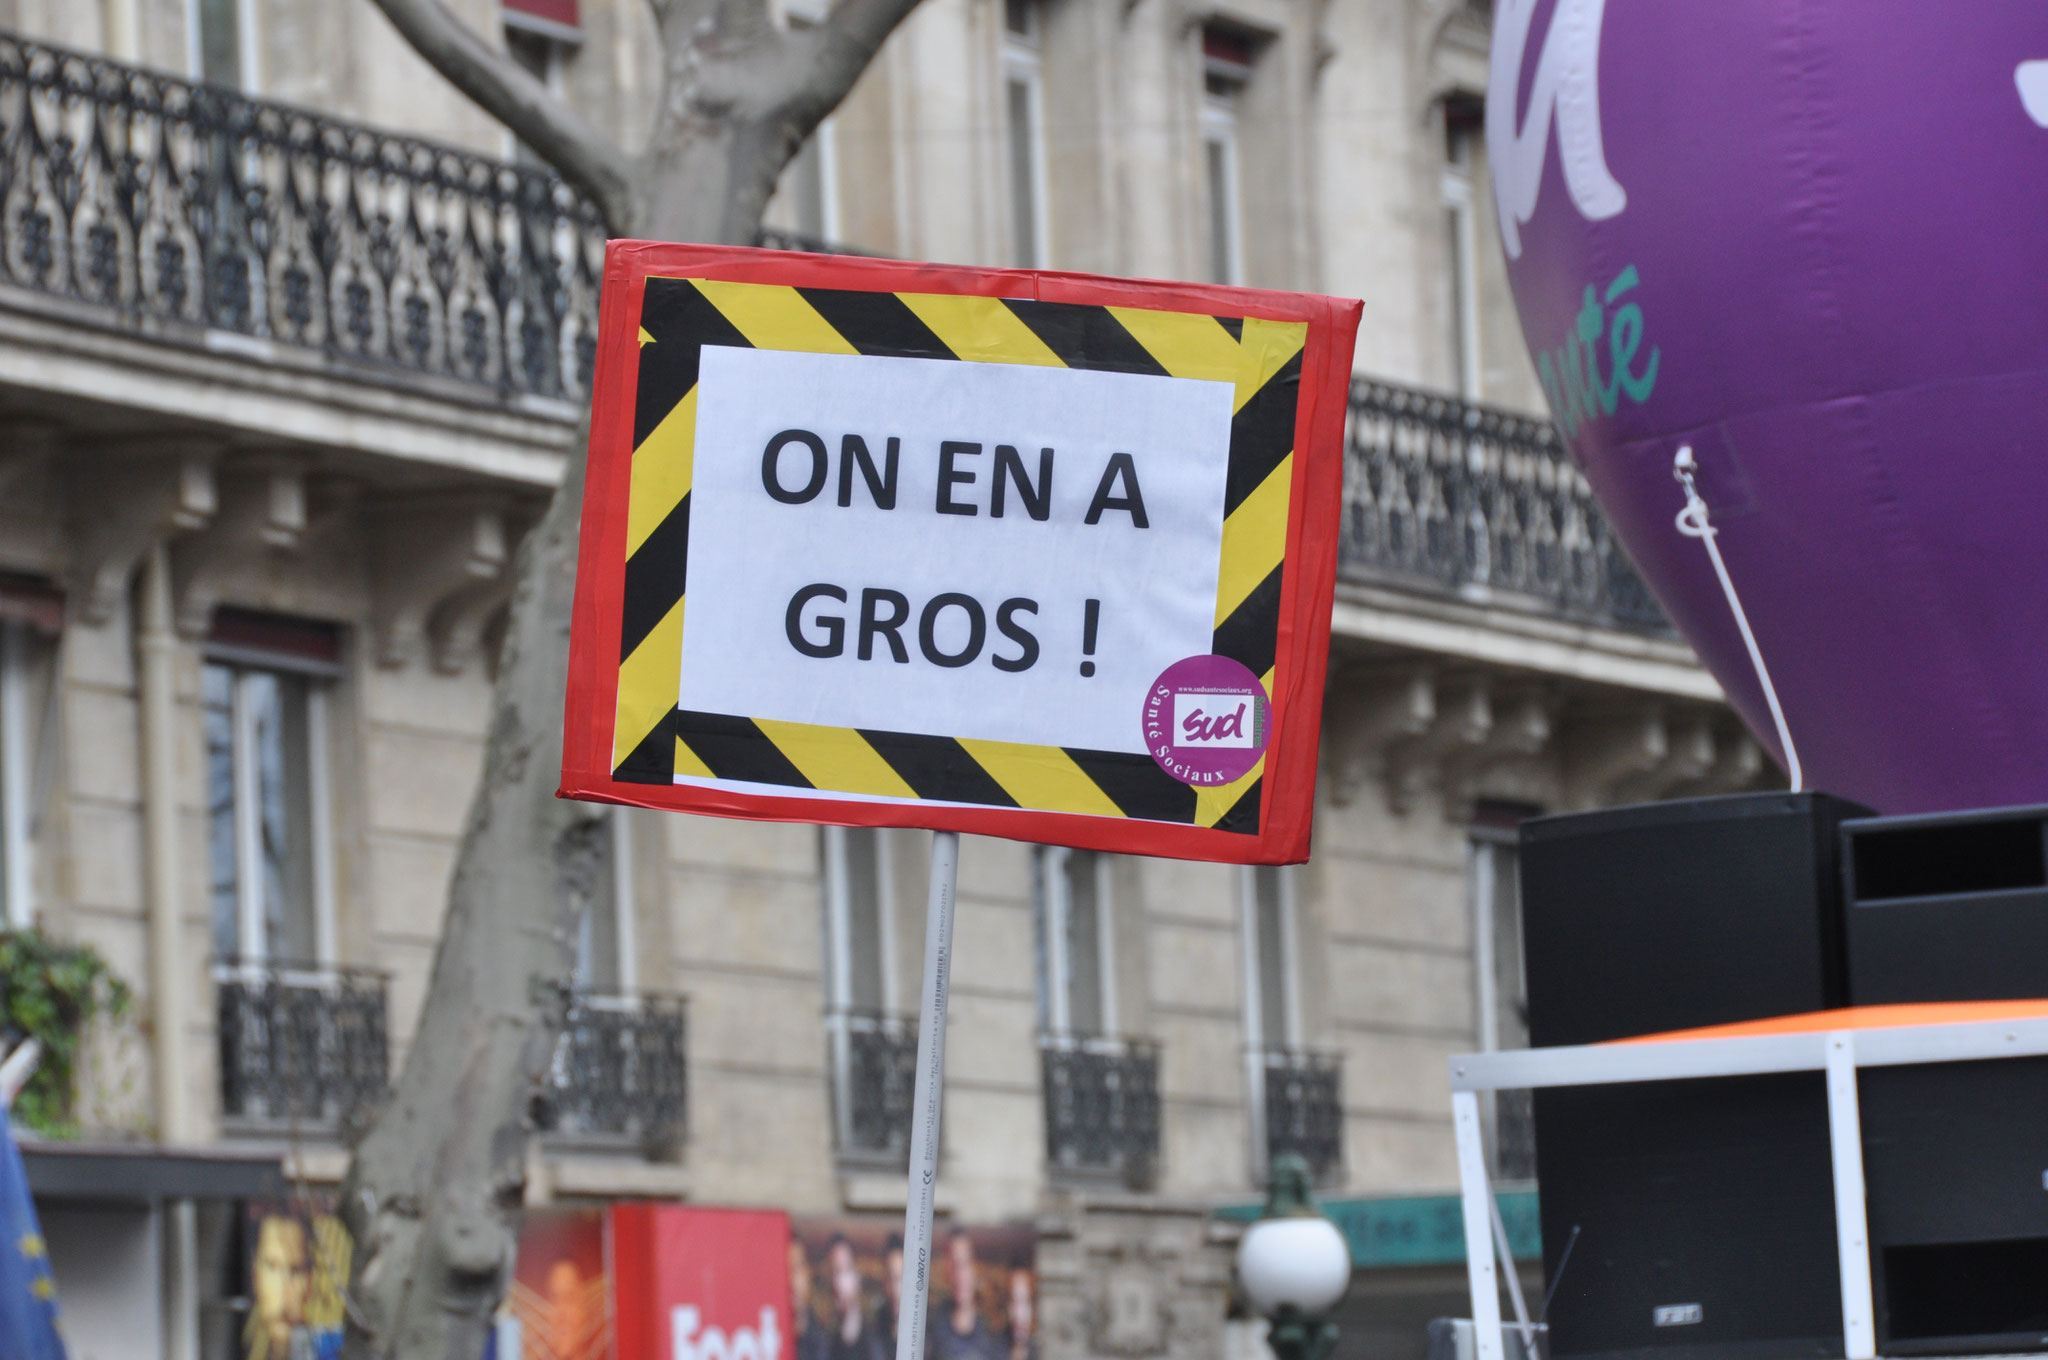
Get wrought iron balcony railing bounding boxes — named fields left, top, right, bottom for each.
left=216, top=960, right=389, bottom=1136
left=0, top=31, right=605, bottom=403
left=0, top=30, right=1670, bottom=639
left=829, top=1009, right=918, bottom=1165
left=1342, top=379, right=1673, bottom=635
left=542, top=990, right=687, bottom=1156
left=1261, top=1047, right=1343, bottom=1182
left=1041, top=1034, right=1161, bottom=1188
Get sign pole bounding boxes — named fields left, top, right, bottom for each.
left=896, top=829, right=960, bottom=1360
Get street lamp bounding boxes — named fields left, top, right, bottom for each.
left=1236, top=1153, right=1351, bottom=1360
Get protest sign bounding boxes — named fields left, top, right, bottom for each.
left=560, top=244, right=1360, bottom=865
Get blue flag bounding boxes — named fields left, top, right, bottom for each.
left=0, top=1105, right=66, bottom=1360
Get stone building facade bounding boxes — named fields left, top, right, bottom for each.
left=0, top=1, right=1763, bottom=1357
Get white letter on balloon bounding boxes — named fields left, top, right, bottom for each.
left=1487, top=0, right=1627, bottom=259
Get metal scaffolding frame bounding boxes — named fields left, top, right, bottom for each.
left=1447, top=1013, right=2048, bottom=1360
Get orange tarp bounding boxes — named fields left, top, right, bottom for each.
left=1606, top=1000, right=2048, bottom=1046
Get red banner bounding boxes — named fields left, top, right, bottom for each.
left=614, top=1205, right=794, bottom=1360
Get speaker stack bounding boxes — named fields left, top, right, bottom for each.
left=1519, top=793, right=2048, bottom=1360
left=1843, top=806, right=2048, bottom=1356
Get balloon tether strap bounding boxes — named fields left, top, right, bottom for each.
left=1672, top=446, right=1804, bottom=792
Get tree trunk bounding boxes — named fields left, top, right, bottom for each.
left=340, top=0, right=923, bottom=1351
left=338, top=439, right=602, bottom=1360
left=336, top=106, right=775, bottom=1360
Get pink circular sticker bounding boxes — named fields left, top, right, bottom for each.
left=1142, top=655, right=1272, bottom=786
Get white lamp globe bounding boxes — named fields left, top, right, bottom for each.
left=1236, top=1214, right=1352, bottom=1317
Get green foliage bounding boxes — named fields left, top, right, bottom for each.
left=0, top=930, right=131, bottom=1137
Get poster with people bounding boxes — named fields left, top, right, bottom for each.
left=790, top=1219, right=1036, bottom=1360
left=243, top=1202, right=352, bottom=1360
left=493, top=1208, right=612, bottom=1360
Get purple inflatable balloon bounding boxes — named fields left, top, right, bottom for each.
left=1489, top=0, right=2048, bottom=815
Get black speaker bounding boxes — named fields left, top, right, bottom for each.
left=1521, top=793, right=1870, bottom=1048
left=1520, top=793, right=1871, bottom=1360
left=1842, top=806, right=2048, bottom=1356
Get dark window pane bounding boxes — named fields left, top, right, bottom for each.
left=1205, top=137, right=1234, bottom=284
left=249, top=671, right=317, bottom=966
left=843, top=828, right=886, bottom=1011
left=204, top=664, right=238, bottom=959
left=1255, top=867, right=1289, bottom=1046
left=198, top=0, right=242, bottom=87
left=1065, top=850, right=1104, bottom=1035
left=1007, top=77, right=1039, bottom=268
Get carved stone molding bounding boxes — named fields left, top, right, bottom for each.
left=1324, top=664, right=1436, bottom=806
left=1444, top=687, right=1555, bottom=815
left=369, top=495, right=509, bottom=668
left=1385, top=677, right=1493, bottom=813
left=71, top=441, right=219, bottom=625
left=170, top=460, right=311, bottom=637
left=1611, top=709, right=1716, bottom=804
left=429, top=575, right=511, bottom=676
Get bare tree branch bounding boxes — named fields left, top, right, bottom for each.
left=781, top=0, right=923, bottom=122
left=368, top=0, right=638, bottom=235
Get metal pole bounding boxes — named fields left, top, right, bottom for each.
left=1452, top=1089, right=1505, bottom=1360
left=1824, top=1031, right=1877, bottom=1360
left=895, top=830, right=960, bottom=1360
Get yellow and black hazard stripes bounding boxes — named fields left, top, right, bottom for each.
left=607, top=274, right=1310, bottom=832
left=667, top=711, right=1200, bottom=824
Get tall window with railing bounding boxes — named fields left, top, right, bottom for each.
left=824, top=826, right=915, bottom=1164
left=205, top=611, right=387, bottom=1134
left=205, top=616, right=337, bottom=974
left=1242, top=866, right=1341, bottom=1181
left=1037, top=848, right=1158, bottom=1185
left=544, top=809, right=688, bottom=1156
left=1471, top=802, right=1537, bottom=1180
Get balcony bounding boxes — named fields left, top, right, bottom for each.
left=0, top=30, right=604, bottom=407
left=0, top=28, right=1671, bottom=640
left=1041, top=1034, right=1161, bottom=1188
left=829, top=1010, right=918, bottom=1166
left=1261, top=1048, right=1343, bottom=1183
left=1342, top=379, right=1672, bottom=635
left=541, top=990, right=687, bottom=1157
left=216, top=961, right=389, bottom=1136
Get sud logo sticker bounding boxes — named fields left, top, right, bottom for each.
left=1143, top=655, right=1271, bottom=786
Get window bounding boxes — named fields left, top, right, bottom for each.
left=824, top=827, right=912, bottom=1160
left=205, top=613, right=339, bottom=968
left=572, top=813, right=636, bottom=994
left=504, top=22, right=574, bottom=167
left=1443, top=97, right=1485, bottom=399
left=0, top=588, right=59, bottom=930
left=1201, top=26, right=1252, bottom=286
left=191, top=0, right=258, bottom=90
left=1241, top=866, right=1299, bottom=1053
left=1471, top=802, right=1536, bottom=1179
left=1038, top=847, right=1115, bottom=1038
left=1003, top=0, right=1049, bottom=268
left=824, top=826, right=893, bottom=1015
left=783, top=120, right=841, bottom=245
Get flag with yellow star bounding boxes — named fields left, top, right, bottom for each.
left=0, top=1105, right=66, bottom=1360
